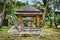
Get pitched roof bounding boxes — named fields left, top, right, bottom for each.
left=16, top=5, right=40, bottom=12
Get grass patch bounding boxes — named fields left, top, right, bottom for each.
left=0, top=26, right=11, bottom=31
left=0, top=26, right=60, bottom=40
left=41, top=26, right=60, bottom=33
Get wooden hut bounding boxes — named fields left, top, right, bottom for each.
left=15, top=5, right=42, bottom=28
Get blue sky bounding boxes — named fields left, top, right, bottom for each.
left=18, top=0, right=43, bottom=5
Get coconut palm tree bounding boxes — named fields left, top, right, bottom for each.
left=46, top=0, right=57, bottom=28
left=32, top=0, right=48, bottom=27
left=42, top=0, right=48, bottom=27
left=51, top=0, right=57, bottom=28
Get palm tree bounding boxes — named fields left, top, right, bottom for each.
left=47, top=0, right=57, bottom=28
left=3, top=0, right=6, bottom=19
left=2, top=0, right=16, bottom=26
left=42, top=0, right=48, bottom=27
left=51, top=0, right=57, bottom=28
left=32, top=0, right=48, bottom=27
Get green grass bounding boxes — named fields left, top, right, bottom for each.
left=0, top=26, right=60, bottom=40
left=0, top=26, right=11, bottom=31
left=41, top=26, right=60, bottom=33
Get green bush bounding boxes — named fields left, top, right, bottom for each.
left=56, top=15, right=60, bottom=24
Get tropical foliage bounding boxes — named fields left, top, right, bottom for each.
left=0, top=0, right=60, bottom=28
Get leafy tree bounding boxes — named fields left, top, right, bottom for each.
left=48, top=0, right=57, bottom=28
left=0, top=0, right=27, bottom=26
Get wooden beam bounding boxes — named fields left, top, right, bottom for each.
left=18, top=15, right=21, bottom=26
left=15, top=14, right=42, bottom=17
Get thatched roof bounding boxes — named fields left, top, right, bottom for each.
left=16, top=5, right=41, bottom=13
left=16, top=5, right=40, bottom=11
left=15, top=5, right=42, bottom=15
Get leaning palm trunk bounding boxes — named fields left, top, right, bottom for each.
left=42, top=8, right=46, bottom=27
left=1, top=0, right=6, bottom=26
left=3, top=0, right=6, bottom=19
left=42, top=0, right=48, bottom=27
left=2, top=0, right=8, bottom=26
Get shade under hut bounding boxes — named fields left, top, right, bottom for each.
left=24, top=17, right=32, bottom=22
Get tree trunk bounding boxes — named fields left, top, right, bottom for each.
left=42, top=0, right=48, bottom=27
left=3, top=0, right=6, bottom=19
left=51, top=0, right=57, bottom=28
left=42, top=10, right=46, bottom=27
left=1, top=0, right=6, bottom=26
left=2, top=0, right=8, bottom=26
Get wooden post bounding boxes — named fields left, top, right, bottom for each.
left=18, top=15, right=21, bottom=26
left=36, top=15, right=40, bottom=28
